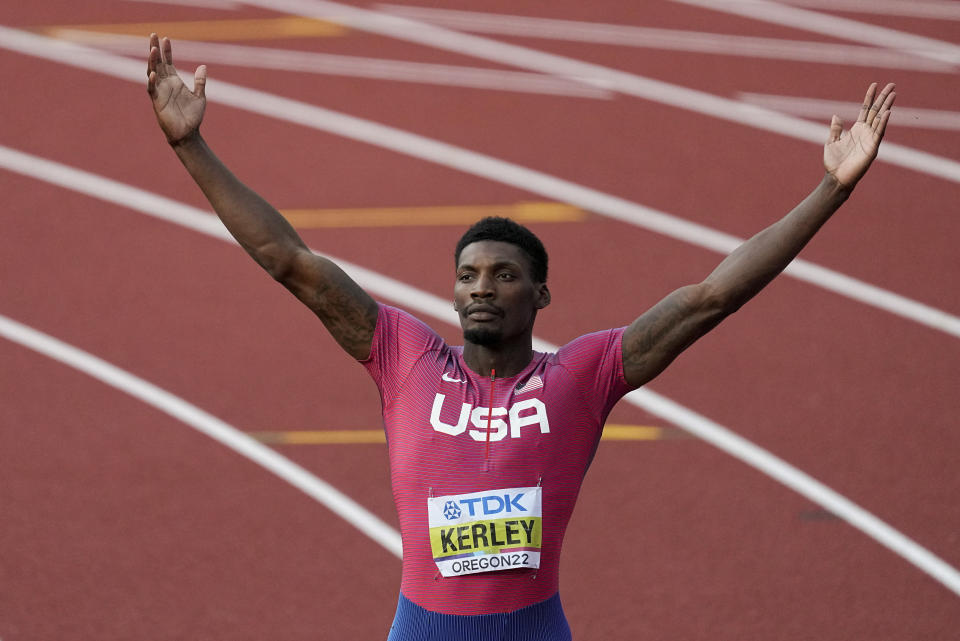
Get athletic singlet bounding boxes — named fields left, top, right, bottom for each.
left=362, top=304, right=632, bottom=618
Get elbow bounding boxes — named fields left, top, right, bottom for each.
left=266, top=260, right=293, bottom=284
left=695, top=280, right=741, bottom=321
left=252, top=241, right=299, bottom=283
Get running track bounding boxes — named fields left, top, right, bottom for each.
left=1, top=1, right=958, bottom=639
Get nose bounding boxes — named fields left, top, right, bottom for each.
left=470, top=272, right=495, bottom=299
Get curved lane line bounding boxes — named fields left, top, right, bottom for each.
left=672, top=0, right=960, bottom=65
left=237, top=0, right=960, bottom=184
left=375, top=5, right=953, bottom=72
left=51, top=33, right=612, bottom=99
left=0, top=313, right=403, bottom=559
left=2, top=145, right=958, bottom=597
left=0, top=27, right=957, bottom=340
left=773, top=0, right=960, bottom=20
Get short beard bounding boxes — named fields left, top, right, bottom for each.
left=464, top=326, right=503, bottom=347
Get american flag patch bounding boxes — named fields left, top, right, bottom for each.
left=515, top=375, right=543, bottom=394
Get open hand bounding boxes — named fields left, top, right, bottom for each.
left=824, top=82, right=895, bottom=189
left=147, top=33, right=207, bottom=145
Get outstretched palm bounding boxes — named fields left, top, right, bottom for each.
left=824, top=82, right=895, bottom=189
left=147, top=33, right=207, bottom=144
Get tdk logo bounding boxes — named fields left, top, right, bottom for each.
left=442, top=501, right=462, bottom=520
left=444, top=493, right=527, bottom=520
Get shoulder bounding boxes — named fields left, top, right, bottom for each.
left=364, top=303, right=450, bottom=365
left=361, top=304, right=451, bottom=391
left=375, top=303, right=441, bottom=338
left=553, top=326, right=631, bottom=393
left=534, top=327, right=632, bottom=415
left=555, top=327, right=627, bottom=362
left=542, top=326, right=629, bottom=387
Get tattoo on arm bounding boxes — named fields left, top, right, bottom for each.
left=280, top=252, right=378, bottom=360
left=622, top=285, right=726, bottom=388
left=307, top=281, right=378, bottom=359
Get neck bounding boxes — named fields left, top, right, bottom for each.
left=462, top=339, right=533, bottom=378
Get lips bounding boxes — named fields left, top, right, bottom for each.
left=465, top=304, right=501, bottom=320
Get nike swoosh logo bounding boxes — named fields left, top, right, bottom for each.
left=441, top=372, right=465, bottom=384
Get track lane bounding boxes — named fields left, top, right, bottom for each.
left=3, top=144, right=956, bottom=636
left=564, top=441, right=960, bottom=639
left=3, top=2, right=949, bottom=631
left=3, top=127, right=956, bottom=576
left=133, top=32, right=959, bottom=316
left=0, top=337, right=400, bottom=640
left=3, top=26, right=956, bottom=327
left=3, top=18, right=956, bottom=520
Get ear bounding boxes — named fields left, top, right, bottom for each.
left=535, top=284, right=551, bottom=309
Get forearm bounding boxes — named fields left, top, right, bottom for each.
left=172, top=132, right=307, bottom=278
left=704, top=173, right=851, bottom=312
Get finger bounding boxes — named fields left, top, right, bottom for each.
left=871, top=90, right=896, bottom=133
left=148, top=45, right=161, bottom=79
left=880, top=87, right=896, bottom=113
left=147, top=69, right=156, bottom=96
left=147, top=33, right=159, bottom=77
left=857, top=82, right=878, bottom=123
left=194, top=65, right=207, bottom=99
left=161, top=36, right=173, bottom=67
left=873, top=106, right=893, bottom=140
left=827, top=114, right=842, bottom=143
left=867, top=82, right=895, bottom=125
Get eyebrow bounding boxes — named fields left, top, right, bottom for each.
left=457, top=259, right=523, bottom=272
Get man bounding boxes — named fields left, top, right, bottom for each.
left=147, top=33, right=894, bottom=640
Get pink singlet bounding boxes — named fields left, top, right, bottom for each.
left=362, top=304, right=632, bottom=616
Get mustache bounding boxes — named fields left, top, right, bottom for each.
left=464, top=303, right=502, bottom=315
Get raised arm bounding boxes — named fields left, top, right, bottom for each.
left=621, top=82, right=895, bottom=388
left=146, top=34, right=377, bottom=360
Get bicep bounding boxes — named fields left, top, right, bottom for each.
left=278, top=248, right=378, bottom=360
left=621, top=283, right=727, bottom=388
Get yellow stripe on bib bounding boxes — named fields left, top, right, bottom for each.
left=430, top=516, right=542, bottom=558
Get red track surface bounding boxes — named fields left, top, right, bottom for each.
left=2, top=2, right=958, bottom=639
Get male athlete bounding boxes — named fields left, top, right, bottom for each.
left=147, top=33, right=894, bottom=640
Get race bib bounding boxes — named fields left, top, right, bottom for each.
left=428, top=486, right=542, bottom=577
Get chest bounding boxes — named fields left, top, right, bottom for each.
left=384, top=355, right=599, bottom=475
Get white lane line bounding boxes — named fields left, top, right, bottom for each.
left=672, top=0, right=960, bottom=65
left=3, top=144, right=959, bottom=597
left=774, top=0, right=960, bottom=21
left=740, top=93, right=960, bottom=131
left=627, top=391, right=960, bottom=599
left=50, top=32, right=610, bottom=99
left=1, top=26, right=957, bottom=341
left=230, top=1, right=960, bottom=180
left=121, top=0, right=242, bottom=8
left=0, top=313, right=403, bottom=559
left=374, top=5, right=952, bottom=73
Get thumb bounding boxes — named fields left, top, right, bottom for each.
left=194, top=65, right=207, bottom=99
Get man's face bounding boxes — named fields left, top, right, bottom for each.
left=454, top=240, right=550, bottom=347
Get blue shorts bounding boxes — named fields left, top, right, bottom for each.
left=386, top=592, right=572, bottom=641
